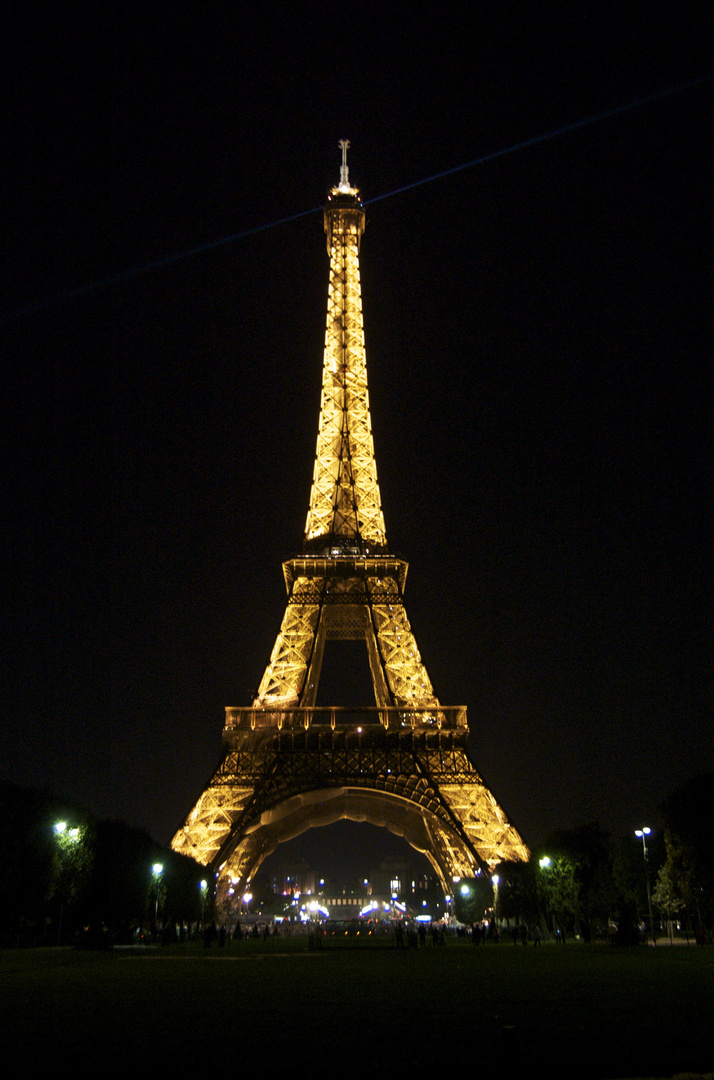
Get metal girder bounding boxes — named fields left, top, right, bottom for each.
left=173, top=723, right=528, bottom=890
left=304, top=191, right=386, bottom=550
left=171, top=156, right=530, bottom=891
left=254, top=583, right=437, bottom=711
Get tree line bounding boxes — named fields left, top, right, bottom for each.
left=483, top=774, right=714, bottom=943
left=2, top=772, right=712, bottom=946
left=0, top=780, right=209, bottom=946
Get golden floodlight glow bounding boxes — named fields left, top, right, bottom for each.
left=171, top=143, right=529, bottom=893
left=303, top=184, right=385, bottom=549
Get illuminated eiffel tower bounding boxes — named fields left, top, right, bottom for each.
left=172, top=143, right=529, bottom=894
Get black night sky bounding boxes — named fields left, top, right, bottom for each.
left=3, top=6, right=712, bottom=873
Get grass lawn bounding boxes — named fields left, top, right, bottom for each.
left=2, top=939, right=712, bottom=1078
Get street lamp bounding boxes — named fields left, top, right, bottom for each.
left=152, top=863, right=164, bottom=926
left=539, top=856, right=552, bottom=932
left=53, top=821, right=80, bottom=945
left=635, top=828, right=656, bottom=946
left=200, top=879, right=207, bottom=931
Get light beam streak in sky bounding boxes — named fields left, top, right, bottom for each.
left=3, top=70, right=712, bottom=323
left=363, top=71, right=713, bottom=207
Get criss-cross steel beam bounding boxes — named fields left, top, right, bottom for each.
left=172, top=145, right=529, bottom=894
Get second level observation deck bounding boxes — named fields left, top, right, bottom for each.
left=224, top=706, right=468, bottom=738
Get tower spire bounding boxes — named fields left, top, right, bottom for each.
left=338, top=138, right=351, bottom=191
left=304, top=142, right=386, bottom=554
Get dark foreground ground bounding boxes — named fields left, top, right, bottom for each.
left=2, top=938, right=712, bottom=1078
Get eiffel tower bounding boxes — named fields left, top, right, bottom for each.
left=172, top=142, right=529, bottom=895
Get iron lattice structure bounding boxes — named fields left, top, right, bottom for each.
left=172, top=144, right=529, bottom=894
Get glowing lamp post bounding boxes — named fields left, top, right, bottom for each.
left=458, top=882, right=472, bottom=922
left=53, top=821, right=67, bottom=944
left=635, top=828, right=656, bottom=945
left=200, top=880, right=207, bottom=931
left=53, top=821, right=80, bottom=945
left=539, top=856, right=552, bottom=931
left=54, top=821, right=79, bottom=841
left=152, top=863, right=164, bottom=926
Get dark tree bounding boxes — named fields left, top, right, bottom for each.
left=660, top=774, right=714, bottom=932
left=454, top=875, right=496, bottom=924
left=541, top=823, right=615, bottom=935
left=493, top=859, right=539, bottom=923
left=0, top=780, right=207, bottom=945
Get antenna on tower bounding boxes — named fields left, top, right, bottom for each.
left=338, top=139, right=351, bottom=191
